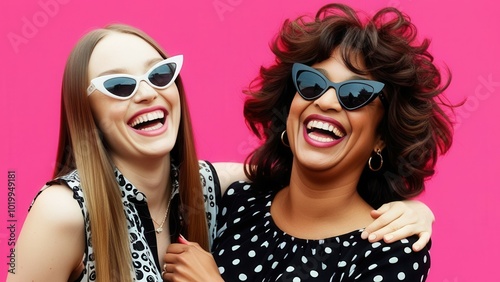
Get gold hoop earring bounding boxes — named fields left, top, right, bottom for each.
left=281, top=130, right=290, bottom=147
left=368, top=148, right=383, bottom=171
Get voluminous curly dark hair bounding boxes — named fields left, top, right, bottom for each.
left=243, top=3, right=455, bottom=208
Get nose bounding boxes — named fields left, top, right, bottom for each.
left=133, top=80, right=158, bottom=102
left=313, top=87, right=342, bottom=111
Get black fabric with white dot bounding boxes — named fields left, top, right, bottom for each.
left=213, top=181, right=430, bottom=281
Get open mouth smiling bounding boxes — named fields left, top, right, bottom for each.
left=128, top=110, right=166, bottom=131
left=306, top=119, right=346, bottom=142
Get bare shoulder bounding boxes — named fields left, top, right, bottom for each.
left=29, top=184, right=83, bottom=228
left=7, top=184, right=85, bottom=281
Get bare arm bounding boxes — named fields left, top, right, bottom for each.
left=7, top=185, right=85, bottom=282
left=212, top=162, right=249, bottom=195
left=361, top=200, right=434, bottom=252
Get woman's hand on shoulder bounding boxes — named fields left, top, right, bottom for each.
left=6, top=184, right=85, bottom=282
left=361, top=200, right=434, bottom=252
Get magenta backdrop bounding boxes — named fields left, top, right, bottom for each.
left=1, top=0, right=498, bottom=280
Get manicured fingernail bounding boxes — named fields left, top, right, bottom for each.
left=384, top=234, right=394, bottom=241
left=361, top=231, right=368, bottom=239
left=178, top=234, right=189, bottom=244
left=368, top=234, right=377, bottom=241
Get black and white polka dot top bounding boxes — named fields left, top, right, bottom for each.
left=212, top=181, right=431, bottom=282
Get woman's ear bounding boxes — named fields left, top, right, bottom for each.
left=375, top=136, right=386, bottom=151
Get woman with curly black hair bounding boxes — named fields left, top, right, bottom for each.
left=164, top=4, right=453, bottom=281
left=165, top=3, right=455, bottom=280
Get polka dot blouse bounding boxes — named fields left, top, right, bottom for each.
left=212, top=181, right=431, bottom=281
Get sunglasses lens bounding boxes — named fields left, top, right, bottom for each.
left=296, top=71, right=326, bottom=99
left=338, top=83, right=375, bottom=109
left=149, top=63, right=176, bottom=87
left=103, top=77, right=137, bottom=97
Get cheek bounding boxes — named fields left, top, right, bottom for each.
left=288, top=94, right=308, bottom=121
left=96, top=118, right=117, bottom=137
left=287, top=95, right=310, bottom=147
left=162, top=86, right=181, bottom=121
left=347, top=110, right=383, bottom=145
left=90, top=100, right=126, bottom=135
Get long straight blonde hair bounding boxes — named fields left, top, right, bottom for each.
left=54, top=24, right=208, bottom=281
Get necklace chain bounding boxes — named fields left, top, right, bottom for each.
left=152, top=192, right=174, bottom=234
left=152, top=163, right=179, bottom=234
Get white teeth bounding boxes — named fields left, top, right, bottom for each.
left=308, top=134, right=334, bottom=142
left=306, top=120, right=345, bottom=138
left=129, top=110, right=165, bottom=127
left=333, top=127, right=344, bottom=138
left=140, top=122, right=163, bottom=131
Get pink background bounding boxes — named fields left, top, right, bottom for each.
left=1, top=0, right=498, bottom=280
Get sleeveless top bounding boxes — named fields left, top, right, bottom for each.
left=213, top=181, right=431, bottom=281
left=31, top=160, right=221, bottom=282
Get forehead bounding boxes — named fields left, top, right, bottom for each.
left=313, top=49, right=369, bottom=81
left=88, top=32, right=163, bottom=77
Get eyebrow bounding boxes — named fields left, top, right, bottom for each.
left=96, top=58, right=164, bottom=77
left=315, top=67, right=369, bottom=82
